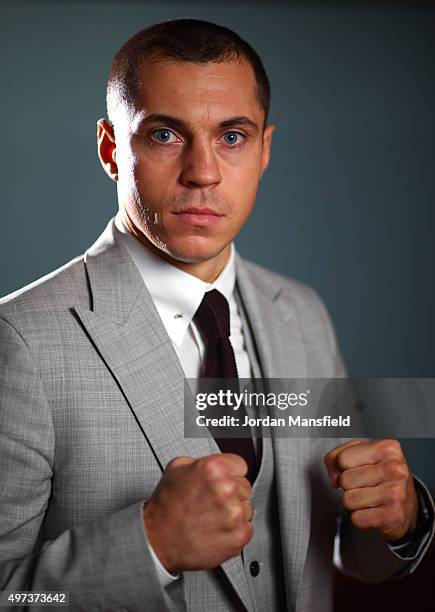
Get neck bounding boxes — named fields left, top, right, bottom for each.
left=162, top=250, right=231, bottom=283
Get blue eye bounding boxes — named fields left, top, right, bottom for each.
left=223, top=131, right=243, bottom=146
left=151, top=128, right=177, bottom=143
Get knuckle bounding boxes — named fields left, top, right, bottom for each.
left=233, top=523, right=253, bottom=548
left=391, top=461, right=409, bottom=481
left=166, top=456, right=185, bottom=470
left=244, top=500, right=253, bottom=521
left=199, top=456, right=224, bottom=481
left=339, top=470, right=350, bottom=489
left=236, top=456, right=249, bottom=475
left=384, top=460, right=398, bottom=478
left=337, top=451, right=349, bottom=470
left=387, top=484, right=406, bottom=504
left=166, top=457, right=177, bottom=470
left=380, top=439, right=402, bottom=458
left=234, top=504, right=245, bottom=522
left=227, top=503, right=244, bottom=526
left=215, top=478, right=237, bottom=501
left=243, top=478, right=252, bottom=497
left=342, top=490, right=355, bottom=509
left=240, top=483, right=252, bottom=502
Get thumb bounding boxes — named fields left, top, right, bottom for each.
left=166, top=456, right=196, bottom=471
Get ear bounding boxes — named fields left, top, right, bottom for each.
left=97, top=118, right=118, bottom=181
left=260, top=123, right=275, bottom=177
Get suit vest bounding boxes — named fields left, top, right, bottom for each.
left=235, top=285, right=288, bottom=611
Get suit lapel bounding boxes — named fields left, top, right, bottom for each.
left=74, top=220, right=216, bottom=467
left=235, top=255, right=312, bottom=611
left=73, top=221, right=254, bottom=612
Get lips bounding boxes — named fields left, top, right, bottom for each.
left=173, top=207, right=225, bottom=227
left=174, top=207, right=224, bottom=216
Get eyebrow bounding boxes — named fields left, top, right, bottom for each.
left=136, top=113, right=259, bottom=134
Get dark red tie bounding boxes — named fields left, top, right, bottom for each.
left=193, top=289, right=258, bottom=484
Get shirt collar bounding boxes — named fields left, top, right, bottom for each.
left=113, top=211, right=236, bottom=347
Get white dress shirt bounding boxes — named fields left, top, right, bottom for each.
left=113, top=212, right=252, bottom=586
left=114, top=213, right=251, bottom=380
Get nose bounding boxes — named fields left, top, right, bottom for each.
left=179, top=138, right=222, bottom=188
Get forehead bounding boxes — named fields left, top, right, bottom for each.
left=131, top=58, right=263, bottom=126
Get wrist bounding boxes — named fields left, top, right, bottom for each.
left=143, top=502, right=178, bottom=574
left=391, top=494, right=429, bottom=544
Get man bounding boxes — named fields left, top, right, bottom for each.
left=0, top=18, right=433, bottom=612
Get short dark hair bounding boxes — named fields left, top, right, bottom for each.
left=106, top=18, right=271, bottom=126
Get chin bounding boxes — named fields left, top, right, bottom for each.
left=161, top=236, right=230, bottom=265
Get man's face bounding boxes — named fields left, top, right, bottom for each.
left=99, top=58, right=274, bottom=277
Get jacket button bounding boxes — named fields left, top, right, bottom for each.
left=249, top=560, right=260, bottom=577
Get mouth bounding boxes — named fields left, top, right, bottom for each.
left=173, top=207, right=225, bottom=227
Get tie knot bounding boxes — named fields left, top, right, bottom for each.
left=193, top=289, right=230, bottom=342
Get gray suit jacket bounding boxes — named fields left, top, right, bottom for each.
left=0, top=219, right=433, bottom=611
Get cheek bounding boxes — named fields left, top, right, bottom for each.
left=124, top=157, right=176, bottom=208
left=118, top=137, right=177, bottom=190
left=223, top=160, right=261, bottom=216
left=115, top=145, right=140, bottom=199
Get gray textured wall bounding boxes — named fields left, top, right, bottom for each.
left=1, top=1, right=434, bottom=484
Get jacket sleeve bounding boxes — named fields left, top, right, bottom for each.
left=337, top=476, right=435, bottom=582
left=309, top=289, right=435, bottom=582
left=0, top=318, right=184, bottom=612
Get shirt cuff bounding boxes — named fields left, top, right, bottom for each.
left=142, top=503, right=180, bottom=587
left=147, top=539, right=181, bottom=587
left=386, top=476, right=434, bottom=560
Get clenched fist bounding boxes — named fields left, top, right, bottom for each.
left=143, top=453, right=253, bottom=574
left=324, top=439, right=418, bottom=541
